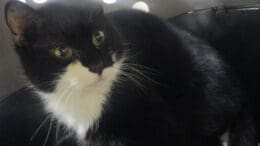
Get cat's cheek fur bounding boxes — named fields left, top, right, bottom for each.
left=36, top=60, right=122, bottom=139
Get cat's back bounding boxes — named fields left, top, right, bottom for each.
left=106, top=9, right=159, bottom=25
left=106, top=10, right=173, bottom=39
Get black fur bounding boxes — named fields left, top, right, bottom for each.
left=1, top=1, right=254, bottom=146
left=169, top=9, right=260, bottom=145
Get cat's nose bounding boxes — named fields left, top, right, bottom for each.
left=84, top=56, right=114, bottom=75
left=88, top=63, right=104, bottom=75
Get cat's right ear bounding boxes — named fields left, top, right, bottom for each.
left=5, top=1, right=40, bottom=44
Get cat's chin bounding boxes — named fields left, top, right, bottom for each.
left=86, top=76, right=104, bottom=87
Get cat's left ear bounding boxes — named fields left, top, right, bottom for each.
left=5, top=1, right=41, bottom=44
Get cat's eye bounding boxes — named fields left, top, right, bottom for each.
left=52, top=47, right=73, bottom=60
left=92, top=31, right=105, bottom=48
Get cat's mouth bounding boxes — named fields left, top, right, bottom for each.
left=87, top=76, right=104, bottom=87
left=86, top=64, right=119, bottom=87
left=60, top=60, right=121, bottom=91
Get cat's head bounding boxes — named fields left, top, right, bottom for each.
left=5, top=1, right=124, bottom=92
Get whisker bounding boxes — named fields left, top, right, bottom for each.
left=55, top=122, right=61, bottom=141
left=127, top=66, right=162, bottom=86
left=121, top=72, right=145, bottom=88
left=123, top=63, right=161, bottom=74
left=30, top=114, right=52, bottom=142
left=119, top=71, right=148, bottom=95
left=119, top=61, right=170, bottom=94
left=56, top=132, right=74, bottom=145
left=43, top=117, right=54, bottom=146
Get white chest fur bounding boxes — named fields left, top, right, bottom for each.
left=37, top=61, right=121, bottom=139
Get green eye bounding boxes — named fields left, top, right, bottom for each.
left=52, top=47, right=73, bottom=60
left=92, top=31, right=105, bottom=48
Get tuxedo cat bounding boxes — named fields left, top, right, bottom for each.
left=2, top=1, right=256, bottom=146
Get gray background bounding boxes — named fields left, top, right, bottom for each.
left=0, top=0, right=260, bottom=98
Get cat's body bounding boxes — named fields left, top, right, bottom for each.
left=1, top=1, right=256, bottom=146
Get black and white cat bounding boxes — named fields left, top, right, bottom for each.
left=1, top=0, right=256, bottom=146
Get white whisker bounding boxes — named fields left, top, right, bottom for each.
left=56, top=132, right=74, bottom=145
left=43, top=117, right=54, bottom=146
left=123, top=63, right=161, bottom=74
left=119, top=70, right=148, bottom=95
left=30, top=114, right=52, bottom=142
left=55, top=122, right=61, bottom=141
left=128, top=66, right=162, bottom=86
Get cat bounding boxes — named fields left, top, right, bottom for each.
left=1, top=0, right=257, bottom=146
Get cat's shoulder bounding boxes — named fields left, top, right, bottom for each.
left=0, top=88, right=41, bottom=112
left=106, top=9, right=164, bottom=24
left=0, top=88, right=54, bottom=145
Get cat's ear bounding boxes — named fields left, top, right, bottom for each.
left=5, top=1, right=40, bottom=44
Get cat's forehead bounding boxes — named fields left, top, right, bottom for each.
left=34, top=3, right=106, bottom=39
left=37, top=3, right=103, bottom=28
left=39, top=3, right=98, bottom=16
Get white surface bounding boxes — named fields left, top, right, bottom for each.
left=18, top=0, right=26, bottom=3
left=33, top=0, right=47, bottom=4
left=132, top=1, right=150, bottom=12
left=103, top=0, right=117, bottom=4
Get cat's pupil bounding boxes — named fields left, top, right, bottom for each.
left=92, top=31, right=105, bottom=48
left=54, top=47, right=66, bottom=57
left=96, top=32, right=104, bottom=42
left=96, top=34, right=103, bottom=42
left=53, top=47, right=73, bottom=60
left=60, top=48, right=67, bottom=57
